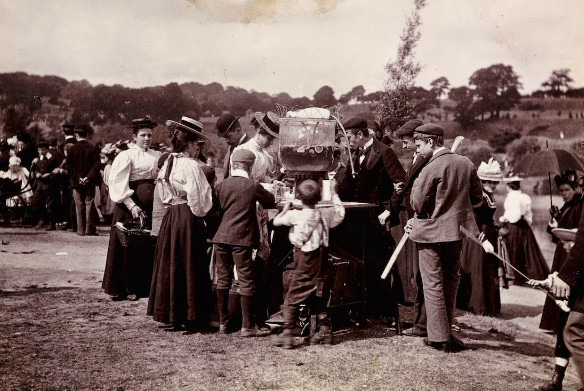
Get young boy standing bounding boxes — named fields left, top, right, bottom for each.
left=272, top=179, right=345, bottom=348
left=212, top=148, right=276, bottom=337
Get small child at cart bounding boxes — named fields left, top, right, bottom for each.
left=272, top=178, right=345, bottom=349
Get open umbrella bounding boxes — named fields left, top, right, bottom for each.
left=514, top=149, right=583, bottom=177
left=514, top=148, right=584, bottom=210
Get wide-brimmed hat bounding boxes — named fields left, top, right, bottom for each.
left=477, top=158, right=503, bottom=181
left=503, top=171, right=522, bottom=182
left=253, top=111, right=280, bottom=138
left=165, top=117, right=209, bottom=140
left=9, top=155, right=21, bottom=166
left=127, top=116, right=157, bottom=131
left=216, top=113, right=241, bottom=137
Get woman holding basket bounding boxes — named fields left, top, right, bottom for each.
left=147, top=117, right=213, bottom=331
left=102, top=117, right=161, bottom=301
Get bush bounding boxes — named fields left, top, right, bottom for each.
left=518, top=101, right=544, bottom=111
left=488, top=129, right=521, bottom=153
left=458, top=145, right=495, bottom=168
left=506, top=136, right=542, bottom=166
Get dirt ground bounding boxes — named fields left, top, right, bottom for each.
left=0, top=192, right=580, bottom=391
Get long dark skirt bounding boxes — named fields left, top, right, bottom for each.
left=505, top=218, right=550, bottom=286
left=102, top=180, right=155, bottom=298
left=540, top=243, right=569, bottom=332
left=147, top=204, right=211, bottom=325
left=457, top=238, right=501, bottom=316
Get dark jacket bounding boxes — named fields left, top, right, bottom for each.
left=66, top=139, right=101, bottom=189
left=557, top=209, right=584, bottom=313
left=337, top=138, right=406, bottom=226
left=211, top=175, right=276, bottom=247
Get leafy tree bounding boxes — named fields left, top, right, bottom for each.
left=2, top=104, right=33, bottom=136
left=312, top=85, right=337, bottom=107
left=430, top=76, right=450, bottom=99
left=376, top=0, right=427, bottom=132
left=446, top=86, right=477, bottom=129
left=469, top=64, right=522, bottom=119
left=542, top=69, right=573, bottom=97
left=339, top=85, right=366, bottom=104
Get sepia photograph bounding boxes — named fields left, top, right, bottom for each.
left=1, top=0, right=584, bottom=390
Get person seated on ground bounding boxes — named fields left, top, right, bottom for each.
left=271, top=179, right=345, bottom=349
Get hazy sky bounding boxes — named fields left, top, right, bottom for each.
left=1, top=0, right=582, bottom=98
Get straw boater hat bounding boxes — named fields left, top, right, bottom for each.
left=503, top=171, right=522, bottom=182
left=165, top=117, right=209, bottom=140
left=253, top=111, right=280, bottom=138
left=477, top=158, right=504, bottom=181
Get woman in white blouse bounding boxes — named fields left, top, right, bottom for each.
left=499, top=174, right=549, bottom=285
left=102, top=117, right=162, bottom=301
left=147, top=117, right=213, bottom=331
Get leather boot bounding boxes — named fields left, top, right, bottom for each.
left=240, top=295, right=270, bottom=337
left=272, top=328, right=294, bottom=349
left=310, top=325, right=333, bottom=345
left=536, top=364, right=566, bottom=391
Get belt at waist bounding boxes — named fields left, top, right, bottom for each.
left=129, top=179, right=155, bottom=189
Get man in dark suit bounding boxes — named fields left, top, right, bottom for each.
left=215, top=113, right=249, bottom=179
left=212, top=148, right=276, bottom=337
left=336, top=116, right=406, bottom=322
left=58, top=124, right=77, bottom=231
left=67, top=125, right=101, bottom=236
left=408, top=123, right=483, bottom=352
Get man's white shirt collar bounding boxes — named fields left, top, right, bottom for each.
left=231, top=169, right=249, bottom=179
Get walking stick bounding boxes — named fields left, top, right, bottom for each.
left=380, top=135, right=466, bottom=280
left=460, top=225, right=570, bottom=312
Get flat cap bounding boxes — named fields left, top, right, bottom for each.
left=231, top=148, right=256, bottom=164
left=37, top=139, right=49, bottom=148
left=216, top=113, right=241, bottom=137
left=343, top=117, right=368, bottom=131
left=395, top=119, right=424, bottom=137
left=414, top=123, right=444, bottom=137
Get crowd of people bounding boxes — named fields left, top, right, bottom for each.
left=2, top=111, right=584, bottom=388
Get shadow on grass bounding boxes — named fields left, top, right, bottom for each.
left=499, top=303, right=545, bottom=319
left=0, top=286, right=77, bottom=297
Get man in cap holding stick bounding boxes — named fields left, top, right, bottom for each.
left=216, top=113, right=249, bottom=179
left=408, top=123, right=483, bottom=352
left=394, top=119, right=431, bottom=336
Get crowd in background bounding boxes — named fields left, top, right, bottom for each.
left=2, top=112, right=584, bottom=388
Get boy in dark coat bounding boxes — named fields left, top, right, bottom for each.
left=212, top=148, right=276, bottom=337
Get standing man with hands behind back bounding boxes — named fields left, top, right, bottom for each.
left=407, top=123, right=483, bottom=352
left=66, top=125, right=101, bottom=236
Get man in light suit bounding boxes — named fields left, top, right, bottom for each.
left=408, top=123, right=483, bottom=352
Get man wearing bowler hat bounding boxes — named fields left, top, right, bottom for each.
left=336, top=116, right=406, bottom=324
left=216, top=113, right=249, bottom=179
left=408, top=123, right=483, bottom=352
